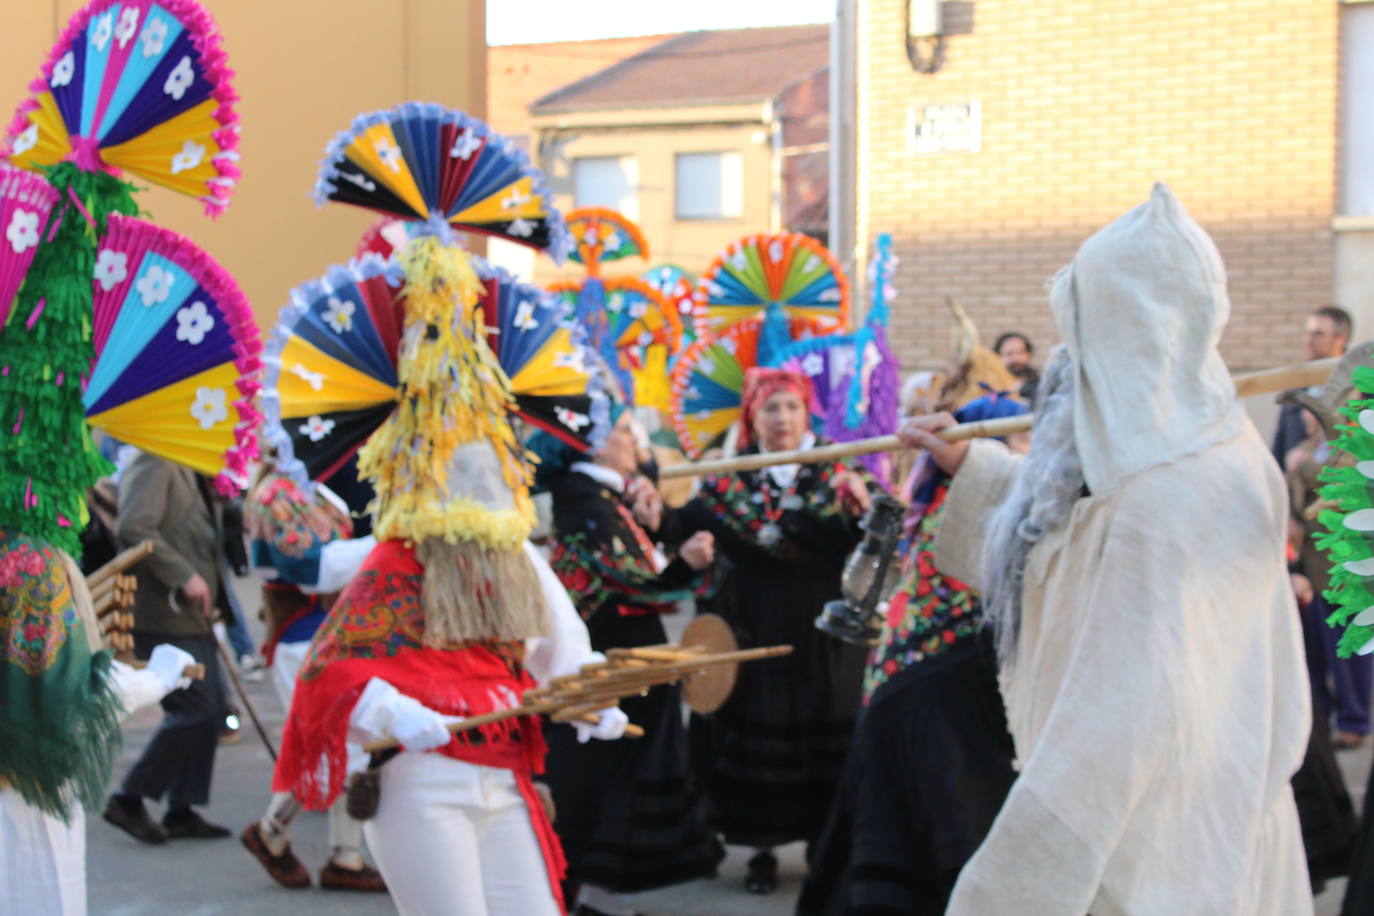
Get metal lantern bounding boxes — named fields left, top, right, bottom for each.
left=815, top=490, right=906, bottom=645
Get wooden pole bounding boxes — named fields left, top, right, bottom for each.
left=660, top=356, right=1343, bottom=480
left=87, top=541, right=153, bottom=590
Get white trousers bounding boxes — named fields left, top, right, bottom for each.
left=0, top=788, right=85, bottom=916
left=364, top=752, right=559, bottom=916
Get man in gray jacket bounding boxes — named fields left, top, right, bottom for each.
left=102, top=452, right=233, bottom=843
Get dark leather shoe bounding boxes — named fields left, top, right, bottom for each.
left=745, top=849, right=778, bottom=894
left=102, top=797, right=167, bottom=845
left=162, top=809, right=231, bottom=838
left=319, top=862, right=387, bottom=892
left=240, top=822, right=311, bottom=888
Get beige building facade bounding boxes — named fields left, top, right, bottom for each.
left=4, top=0, right=487, bottom=333
left=839, top=0, right=1368, bottom=373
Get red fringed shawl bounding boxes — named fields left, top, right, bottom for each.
left=271, top=538, right=566, bottom=909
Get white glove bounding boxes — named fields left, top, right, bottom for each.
left=574, top=706, right=629, bottom=744
left=146, top=644, right=196, bottom=691
left=351, top=678, right=453, bottom=751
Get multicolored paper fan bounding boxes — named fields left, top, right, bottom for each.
left=566, top=208, right=648, bottom=275
left=260, top=254, right=406, bottom=486
left=693, top=232, right=850, bottom=340
left=0, top=164, right=61, bottom=329
left=4, top=0, right=240, bottom=217
left=547, top=276, right=681, bottom=408
left=478, top=261, right=608, bottom=450
left=86, top=214, right=260, bottom=492
left=642, top=262, right=698, bottom=356
left=315, top=103, right=570, bottom=261
left=263, top=251, right=605, bottom=487
left=669, top=315, right=833, bottom=458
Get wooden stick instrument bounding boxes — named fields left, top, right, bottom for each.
left=660, top=356, right=1342, bottom=480
left=361, top=644, right=792, bottom=754
left=86, top=539, right=153, bottom=590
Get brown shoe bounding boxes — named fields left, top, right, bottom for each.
left=319, top=861, right=387, bottom=892
left=240, top=822, right=311, bottom=889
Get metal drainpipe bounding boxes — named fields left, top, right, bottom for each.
left=768, top=98, right=784, bottom=233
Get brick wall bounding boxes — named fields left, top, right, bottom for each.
left=858, top=0, right=1339, bottom=372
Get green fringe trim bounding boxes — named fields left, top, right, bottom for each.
left=1316, top=365, right=1374, bottom=657
left=0, top=650, right=126, bottom=824
left=0, top=162, right=139, bottom=556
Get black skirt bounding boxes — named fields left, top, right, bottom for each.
left=797, top=635, right=1017, bottom=916
left=691, top=557, right=868, bottom=848
left=542, top=613, right=721, bottom=893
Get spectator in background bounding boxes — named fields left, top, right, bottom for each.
left=994, top=332, right=1040, bottom=401
left=102, top=453, right=233, bottom=844
left=1272, top=306, right=1352, bottom=463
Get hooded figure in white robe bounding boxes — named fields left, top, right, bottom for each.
left=928, top=184, right=1312, bottom=915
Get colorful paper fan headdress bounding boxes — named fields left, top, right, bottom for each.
left=693, top=232, right=850, bottom=365
left=669, top=314, right=834, bottom=458
left=315, top=102, right=569, bottom=261
left=5, top=0, right=240, bottom=217
left=566, top=207, right=648, bottom=276
left=261, top=250, right=606, bottom=491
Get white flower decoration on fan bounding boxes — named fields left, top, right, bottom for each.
left=719, top=336, right=738, bottom=355
left=11, top=124, right=38, bottom=157
left=91, top=11, right=114, bottom=52
left=374, top=138, right=402, bottom=173
left=190, top=387, right=228, bottom=430
left=729, top=252, right=748, bottom=271
left=818, top=287, right=841, bottom=302
left=94, top=250, right=128, bottom=292
left=115, top=7, right=140, bottom=49
left=450, top=129, right=482, bottom=160
left=163, top=56, right=194, bottom=101
left=607, top=293, right=623, bottom=313
left=628, top=299, right=647, bottom=319
left=7, top=210, right=39, bottom=254
left=802, top=352, right=825, bottom=376
left=170, top=140, right=205, bottom=175
left=135, top=265, right=174, bottom=306
left=513, top=300, right=538, bottom=331
left=603, top=230, right=622, bottom=252
left=299, top=416, right=335, bottom=442
left=707, top=280, right=725, bottom=297
left=697, top=356, right=716, bottom=375
left=637, top=331, right=653, bottom=347
left=685, top=385, right=702, bottom=400
left=140, top=17, right=168, bottom=57
left=508, top=217, right=534, bottom=238
left=803, top=254, right=819, bottom=273
left=768, top=240, right=785, bottom=263
left=554, top=407, right=590, bottom=431
left=176, top=301, right=215, bottom=346
left=50, top=52, right=75, bottom=89
left=323, top=296, right=355, bottom=334
left=290, top=364, right=325, bottom=391
left=501, top=188, right=529, bottom=211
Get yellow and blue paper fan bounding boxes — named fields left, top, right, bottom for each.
left=260, top=254, right=408, bottom=487
left=693, top=233, right=850, bottom=355
left=546, top=276, right=682, bottom=411
left=566, top=207, right=649, bottom=276
left=5, top=0, right=240, bottom=216
left=315, top=103, right=570, bottom=262
left=86, top=215, right=260, bottom=492
left=669, top=314, right=833, bottom=458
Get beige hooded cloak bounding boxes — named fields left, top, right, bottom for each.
left=936, top=185, right=1312, bottom=915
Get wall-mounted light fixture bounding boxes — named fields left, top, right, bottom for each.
left=906, top=0, right=946, bottom=74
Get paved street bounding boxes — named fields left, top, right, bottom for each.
left=86, top=575, right=1365, bottom=915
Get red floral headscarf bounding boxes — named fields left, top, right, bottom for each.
left=738, top=367, right=814, bottom=450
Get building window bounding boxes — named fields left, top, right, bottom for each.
left=573, top=156, right=638, bottom=219
left=1342, top=2, right=1374, bottom=215
left=675, top=151, right=743, bottom=220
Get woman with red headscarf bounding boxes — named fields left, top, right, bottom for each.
left=634, top=367, right=871, bottom=895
